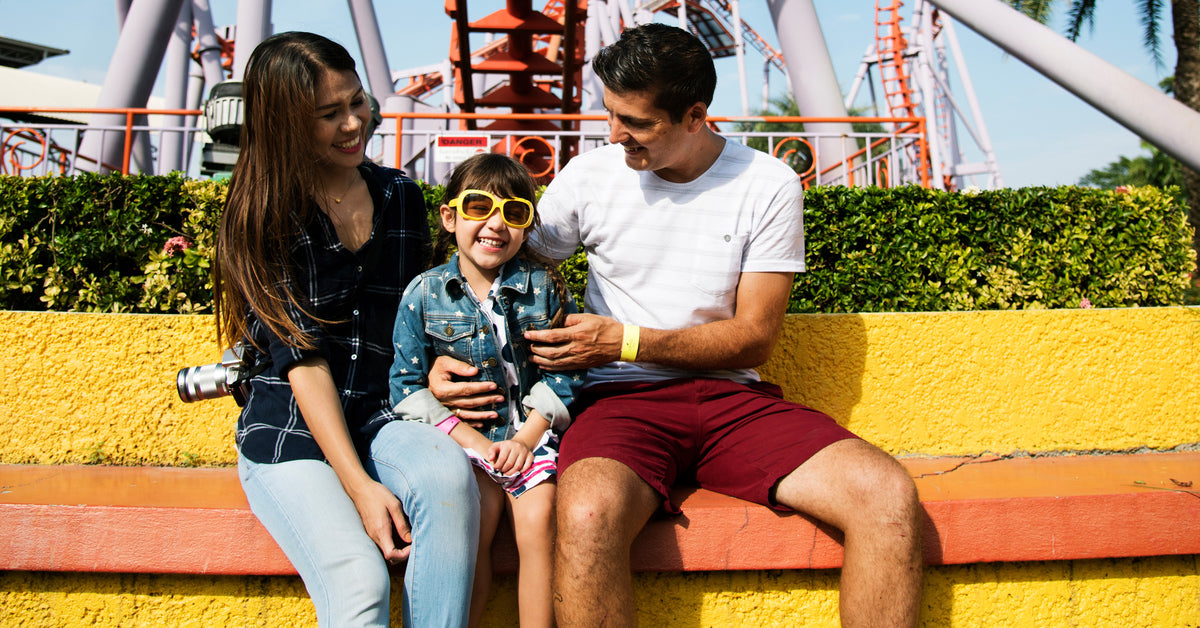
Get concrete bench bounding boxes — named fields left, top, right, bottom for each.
left=2, top=451, right=1196, bottom=576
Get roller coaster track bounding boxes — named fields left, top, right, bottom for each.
left=874, top=0, right=918, bottom=121
left=643, top=0, right=785, bottom=72
left=875, top=0, right=932, bottom=182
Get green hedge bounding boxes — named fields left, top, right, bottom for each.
left=0, top=173, right=224, bottom=313
left=0, top=174, right=1192, bottom=314
left=794, top=185, right=1195, bottom=312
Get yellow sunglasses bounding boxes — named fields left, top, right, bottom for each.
left=448, top=189, right=535, bottom=229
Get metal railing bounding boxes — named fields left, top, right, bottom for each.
left=1, top=107, right=931, bottom=188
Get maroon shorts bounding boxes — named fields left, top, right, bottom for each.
left=558, top=377, right=859, bottom=512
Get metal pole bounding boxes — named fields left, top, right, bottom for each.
left=191, top=0, right=227, bottom=88
left=79, top=0, right=187, bottom=173
left=765, top=0, right=859, bottom=180
left=231, top=0, right=271, bottom=80
left=911, top=1, right=945, bottom=187
left=347, top=0, right=395, bottom=100
left=844, top=44, right=876, bottom=110
left=160, top=0, right=193, bottom=173
left=942, top=18, right=1002, bottom=187
left=931, top=0, right=1200, bottom=174
left=732, top=0, right=749, bottom=115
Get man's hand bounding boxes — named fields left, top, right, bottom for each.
left=428, top=355, right=504, bottom=423
left=524, top=313, right=623, bottom=371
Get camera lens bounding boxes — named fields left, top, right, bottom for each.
left=176, top=363, right=232, bottom=402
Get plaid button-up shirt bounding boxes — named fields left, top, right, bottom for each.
left=237, top=162, right=431, bottom=464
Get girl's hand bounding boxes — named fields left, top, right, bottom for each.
left=488, top=440, right=533, bottom=475
left=347, top=478, right=412, bottom=564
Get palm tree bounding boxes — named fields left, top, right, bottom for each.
left=1004, top=0, right=1200, bottom=257
left=1079, top=141, right=1185, bottom=188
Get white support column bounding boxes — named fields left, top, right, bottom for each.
left=732, top=0, right=749, bottom=115
left=911, top=1, right=945, bottom=187
left=231, top=0, right=271, bottom=80
left=931, top=0, right=1200, bottom=174
left=191, top=0, right=226, bottom=87
left=766, top=0, right=859, bottom=182
left=347, top=0, right=395, bottom=100
left=160, top=0, right=193, bottom=173
left=79, top=0, right=187, bottom=173
left=942, top=18, right=1002, bottom=187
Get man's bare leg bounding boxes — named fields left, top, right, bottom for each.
left=554, top=457, right=661, bottom=627
left=774, top=438, right=924, bottom=627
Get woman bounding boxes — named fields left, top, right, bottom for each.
left=213, top=31, right=478, bottom=627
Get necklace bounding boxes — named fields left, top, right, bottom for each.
left=324, top=172, right=357, bottom=204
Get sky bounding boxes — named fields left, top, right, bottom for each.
left=0, top=1, right=1175, bottom=188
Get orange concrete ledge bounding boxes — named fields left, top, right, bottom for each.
left=1, top=452, right=1197, bottom=576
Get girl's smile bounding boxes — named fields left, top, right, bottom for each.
left=441, top=195, right=527, bottom=299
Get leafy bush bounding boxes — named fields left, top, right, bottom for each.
left=793, top=185, right=1195, bottom=312
left=0, top=173, right=223, bottom=312
left=0, top=174, right=1191, bottom=314
left=138, top=179, right=225, bottom=313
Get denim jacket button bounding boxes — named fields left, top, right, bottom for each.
left=444, top=325, right=454, bottom=335
left=483, top=358, right=498, bottom=367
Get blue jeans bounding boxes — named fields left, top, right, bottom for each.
left=239, top=420, right=479, bottom=627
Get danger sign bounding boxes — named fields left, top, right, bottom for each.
left=435, top=134, right=491, bottom=163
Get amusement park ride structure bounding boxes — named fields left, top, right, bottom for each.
left=4, top=0, right=1200, bottom=190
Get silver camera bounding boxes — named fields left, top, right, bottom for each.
left=176, top=346, right=251, bottom=405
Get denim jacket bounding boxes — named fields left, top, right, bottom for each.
left=389, top=254, right=585, bottom=433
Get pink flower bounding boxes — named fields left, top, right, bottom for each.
left=1115, top=186, right=1129, bottom=194
left=162, top=236, right=192, bottom=257
left=1080, top=297, right=1093, bottom=309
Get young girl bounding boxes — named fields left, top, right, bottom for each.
left=389, top=153, right=585, bottom=628
left=213, top=31, right=478, bottom=627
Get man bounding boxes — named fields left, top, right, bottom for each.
left=435, top=22, right=923, bottom=627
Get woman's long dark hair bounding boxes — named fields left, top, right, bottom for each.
left=214, top=32, right=357, bottom=351
left=435, top=153, right=572, bottom=321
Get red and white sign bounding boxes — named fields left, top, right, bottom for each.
left=434, top=134, right=491, bottom=163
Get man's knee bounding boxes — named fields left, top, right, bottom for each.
left=557, top=458, right=656, bottom=549
left=557, top=469, right=614, bottom=540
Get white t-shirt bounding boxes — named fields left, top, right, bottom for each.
left=531, top=140, right=806, bottom=385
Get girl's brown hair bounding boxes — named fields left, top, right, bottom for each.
left=436, top=153, right=572, bottom=320
left=214, top=32, right=357, bottom=351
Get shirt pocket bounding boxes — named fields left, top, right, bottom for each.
left=689, top=233, right=747, bottom=297
left=515, top=307, right=555, bottom=333
left=424, top=315, right=478, bottom=364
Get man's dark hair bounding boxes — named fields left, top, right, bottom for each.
left=591, top=23, right=717, bottom=122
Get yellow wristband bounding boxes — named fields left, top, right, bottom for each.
left=620, top=324, right=640, bottom=362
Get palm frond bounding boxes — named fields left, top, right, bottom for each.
left=1140, top=0, right=1166, bottom=69
left=1064, top=0, right=1097, bottom=41
left=1004, top=0, right=1057, bottom=25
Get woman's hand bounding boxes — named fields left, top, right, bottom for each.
left=428, top=355, right=505, bottom=425
left=488, top=440, right=533, bottom=475
left=287, top=358, right=412, bottom=564
left=347, top=477, right=412, bottom=564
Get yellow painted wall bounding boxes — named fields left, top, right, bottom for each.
left=2, top=557, right=1198, bottom=626
left=1, top=308, right=1197, bottom=465
left=2, top=309, right=1197, bottom=626
left=761, top=307, right=1200, bottom=456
